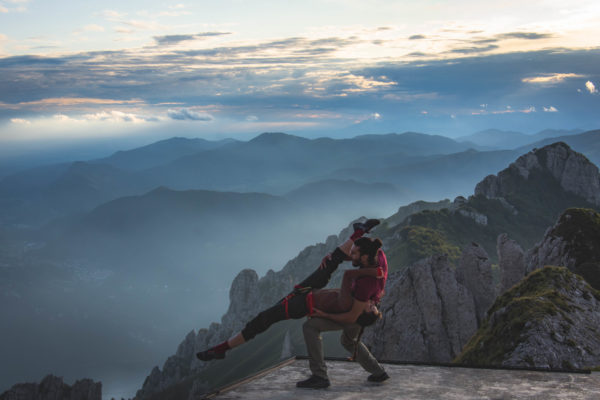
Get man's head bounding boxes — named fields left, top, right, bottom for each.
left=350, top=237, right=383, bottom=267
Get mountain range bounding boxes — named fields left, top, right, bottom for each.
left=3, top=129, right=599, bottom=228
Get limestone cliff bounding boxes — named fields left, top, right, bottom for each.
left=363, top=254, right=478, bottom=362
left=0, top=375, right=101, bottom=400
left=497, top=233, right=526, bottom=294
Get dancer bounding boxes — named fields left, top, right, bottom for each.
left=196, top=218, right=383, bottom=362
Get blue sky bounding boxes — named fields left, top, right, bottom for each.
left=0, top=0, right=599, bottom=150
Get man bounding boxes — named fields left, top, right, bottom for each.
left=196, top=219, right=382, bottom=361
left=297, top=236, right=389, bottom=389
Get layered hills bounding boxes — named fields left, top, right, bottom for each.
left=3, top=130, right=600, bottom=228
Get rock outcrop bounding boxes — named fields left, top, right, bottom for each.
left=526, top=208, right=600, bottom=290
left=456, top=243, right=495, bottom=324
left=363, top=254, right=478, bottom=362
left=0, top=375, right=101, bottom=400
left=455, top=267, right=600, bottom=369
left=497, top=233, right=526, bottom=294
left=475, top=142, right=600, bottom=207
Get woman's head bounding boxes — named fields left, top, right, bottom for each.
left=351, top=237, right=383, bottom=267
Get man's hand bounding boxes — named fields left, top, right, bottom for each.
left=318, top=254, right=332, bottom=270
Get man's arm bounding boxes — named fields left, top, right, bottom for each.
left=343, top=267, right=384, bottom=279
left=312, top=298, right=368, bottom=324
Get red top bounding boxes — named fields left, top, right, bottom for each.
left=352, top=249, right=388, bottom=303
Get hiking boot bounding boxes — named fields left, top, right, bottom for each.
left=367, top=371, right=389, bottom=382
left=353, top=218, right=380, bottom=234
left=196, top=349, right=226, bottom=361
left=296, top=375, right=330, bottom=389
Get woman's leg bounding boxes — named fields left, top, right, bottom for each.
left=296, top=218, right=380, bottom=290
left=197, top=294, right=308, bottom=361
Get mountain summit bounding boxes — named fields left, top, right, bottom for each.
left=475, top=142, right=600, bottom=206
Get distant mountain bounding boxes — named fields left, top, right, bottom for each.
left=95, top=137, right=237, bottom=171
left=140, top=132, right=475, bottom=194
left=325, top=148, right=521, bottom=202
left=457, top=128, right=582, bottom=149
left=0, top=161, right=150, bottom=225
left=44, top=187, right=305, bottom=273
left=517, top=129, right=600, bottom=166
left=1, top=131, right=477, bottom=226
left=457, top=129, right=529, bottom=148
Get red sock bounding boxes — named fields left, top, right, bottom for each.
left=350, top=229, right=364, bottom=241
left=213, top=340, right=230, bottom=353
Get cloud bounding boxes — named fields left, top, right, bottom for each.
left=153, top=32, right=231, bottom=46
left=0, top=97, right=143, bottom=109
left=586, top=81, right=597, bottom=94
left=121, top=20, right=167, bottom=31
left=101, top=10, right=126, bottom=20
left=472, top=105, right=537, bottom=115
left=543, top=106, right=558, bottom=112
left=497, top=32, right=554, bottom=40
left=83, top=24, right=105, bottom=33
left=522, top=73, right=585, bottom=84
left=10, top=118, right=30, bottom=124
left=167, top=108, right=213, bottom=121
left=82, top=110, right=157, bottom=123
left=448, top=44, right=498, bottom=54
left=0, top=0, right=28, bottom=13
left=246, top=115, right=258, bottom=122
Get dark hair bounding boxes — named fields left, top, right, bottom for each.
left=354, top=237, right=383, bottom=265
left=356, top=310, right=381, bottom=327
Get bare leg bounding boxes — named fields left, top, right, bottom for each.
left=338, top=238, right=353, bottom=256
left=228, top=332, right=245, bottom=348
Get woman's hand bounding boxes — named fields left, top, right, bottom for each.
left=318, top=254, right=332, bottom=270
left=310, top=308, right=328, bottom=318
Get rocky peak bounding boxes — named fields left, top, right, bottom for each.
left=455, top=266, right=600, bottom=369
left=526, top=208, right=600, bottom=290
left=475, top=142, right=600, bottom=206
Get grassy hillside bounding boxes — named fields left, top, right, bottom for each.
left=454, top=266, right=600, bottom=366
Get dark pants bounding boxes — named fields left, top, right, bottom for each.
left=241, top=247, right=347, bottom=341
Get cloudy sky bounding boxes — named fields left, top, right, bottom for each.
left=0, top=0, right=599, bottom=151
